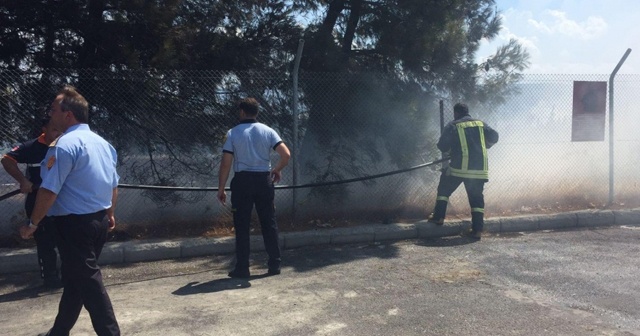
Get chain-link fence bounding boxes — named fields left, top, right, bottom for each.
left=1, top=69, right=639, bottom=245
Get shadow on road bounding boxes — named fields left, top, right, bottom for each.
left=415, top=235, right=481, bottom=247
left=172, top=274, right=274, bottom=296
left=0, top=284, right=60, bottom=303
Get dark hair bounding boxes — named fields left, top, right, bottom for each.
left=237, top=97, right=260, bottom=117
left=453, top=103, right=469, bottom=116
left=58, top=85, right=89, bottom=123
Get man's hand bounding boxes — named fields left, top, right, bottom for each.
left=19, top=224, right=37, bottom=239
left=270, top=170, right=282, bottom=183
left=107, top=214, right=116, bottom=232
left=217, top=190, right=227, bottom=205
left=19, top=179, right=33, bottom=193
left=439, top=161, right=450, bottom=173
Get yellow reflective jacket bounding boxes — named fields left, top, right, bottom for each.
left=437, top=115, right=499, bottom=180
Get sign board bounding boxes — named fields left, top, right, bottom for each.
left=571, top=81, right=607, bottom=142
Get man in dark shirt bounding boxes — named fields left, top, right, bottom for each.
left=2, top=115, right=62, bottom=288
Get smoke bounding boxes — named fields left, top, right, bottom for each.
left=478, top=74, right=640, bottom=216
left=279, top=74, right=640, bottom=223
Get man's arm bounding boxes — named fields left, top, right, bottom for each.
left=20, top=187, right=57, bottom=239
left=217, top=152, right=233, bottom=204
left=437, top=125, right=452, bottom=153
left=484, top=124, right=499, bottom=148
left=1, top=156, right=33, bottom=193
left=106, top=188, right=118, bottom=231
left=270, top=143, right=291, bottom=183
left=30, top=188, right=57, bottom=225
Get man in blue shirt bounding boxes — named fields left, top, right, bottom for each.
left=217, top=97, right=291, bottom=278
left=20, top=86, right=121, bottom=336
left=2, top=115, right=62, bottom=288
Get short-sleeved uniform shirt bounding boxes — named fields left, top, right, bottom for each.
left=3, top=134, right=49, bottom=186
left=3, top=134, right=49, bottom=213
left=41, top=124, right=119, bottom=216
left=222, top=119, right=283, bottom=173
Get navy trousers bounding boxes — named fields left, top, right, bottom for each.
left=26, top=193, right=58, bottom=280
left=48, top=211, right=120, bottom=336
left=230, top=172, right=281, bottom=271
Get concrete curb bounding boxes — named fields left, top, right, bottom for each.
left=576, top=209, right=615, bottom=228
left=539, top=212, right=578, bottom=230
left=2, top=208, right=640, bottom=274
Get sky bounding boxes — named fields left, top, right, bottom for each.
left=476, top=0, right=639, bottom=74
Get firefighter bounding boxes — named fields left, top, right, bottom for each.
left=428, top=103, right=499, bottom=240
left=2, top=115, right=62, bottom=288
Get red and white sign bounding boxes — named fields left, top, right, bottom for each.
left=571, top=81, right=607, bottom=142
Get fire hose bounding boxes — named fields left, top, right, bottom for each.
left=0, top=157, right=449, bottom=198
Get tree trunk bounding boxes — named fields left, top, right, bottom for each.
left=308, top=0, right=345, bottom=71
left=78, top=0, right=106, bottom=68
left=341, top=0, right=363, bottom=64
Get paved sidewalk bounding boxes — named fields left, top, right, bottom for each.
left=1, top=226, right=639, bottom=335
left=1, top=208, right=640, bottom=274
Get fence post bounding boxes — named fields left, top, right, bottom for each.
left=439, top=100, right=444, bottom=160
left=439, top=100, right=444, bottom=133
left=292, top=39, right=305, bottom=224
left=608, top=48, right=632, bottom=205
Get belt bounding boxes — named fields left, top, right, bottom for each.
left=52, top=209, right=106, bottom=219
left=235, top=171, right=270, bottom=176
left=26, top=163, right=41, bottom=167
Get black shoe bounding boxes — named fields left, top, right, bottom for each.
left=461, top=230, right=482, bottom=240
left=267, top=267, right=281, bottom=276
left=228, top=269, right=250, bottom=278
left=37, top=331, right=51, bottom=336
left=427, top=214, right=444, bottom=226
left=43, top=277, right=63, bottom=289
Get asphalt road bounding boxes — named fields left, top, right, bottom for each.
left=1, top=226, right=639, bottom=336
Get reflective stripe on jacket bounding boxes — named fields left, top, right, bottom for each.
left=437, top=115, right=499, bottom=180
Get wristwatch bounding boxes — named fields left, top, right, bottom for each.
left=28, top=220, right=38, bottom=229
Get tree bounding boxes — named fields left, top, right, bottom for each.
left=0, top=0, right=528, bottom=212
left=291, top=0, right=528, bottom=210
left=0, top=1, right=303, bottom=205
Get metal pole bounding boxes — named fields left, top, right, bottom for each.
left=439, top=100, right=444, bottom=159
left=291, top=39, right=305, bottom=224
left=439, top=100, right=444, bottom=133
left=608, top=48, right=632, bottom=205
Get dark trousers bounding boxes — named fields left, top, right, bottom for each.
left=230, top=172, right=281, bottom=270
left=32, top=217, right=59, bottom=279
left=432, top=174, right=486, bottom=233
left=49, top=211, right=120, bottom=336
left=27, top=196, right=59, bottom=280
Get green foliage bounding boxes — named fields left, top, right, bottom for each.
left=295, top=0, right=529, bottom=201
left=0, top=0, right=529, bottom=205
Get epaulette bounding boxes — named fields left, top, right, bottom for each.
left=49, top=134, right=63, bottom=147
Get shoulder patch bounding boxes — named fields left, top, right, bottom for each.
left=46, top=155, right=56, bottom=170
